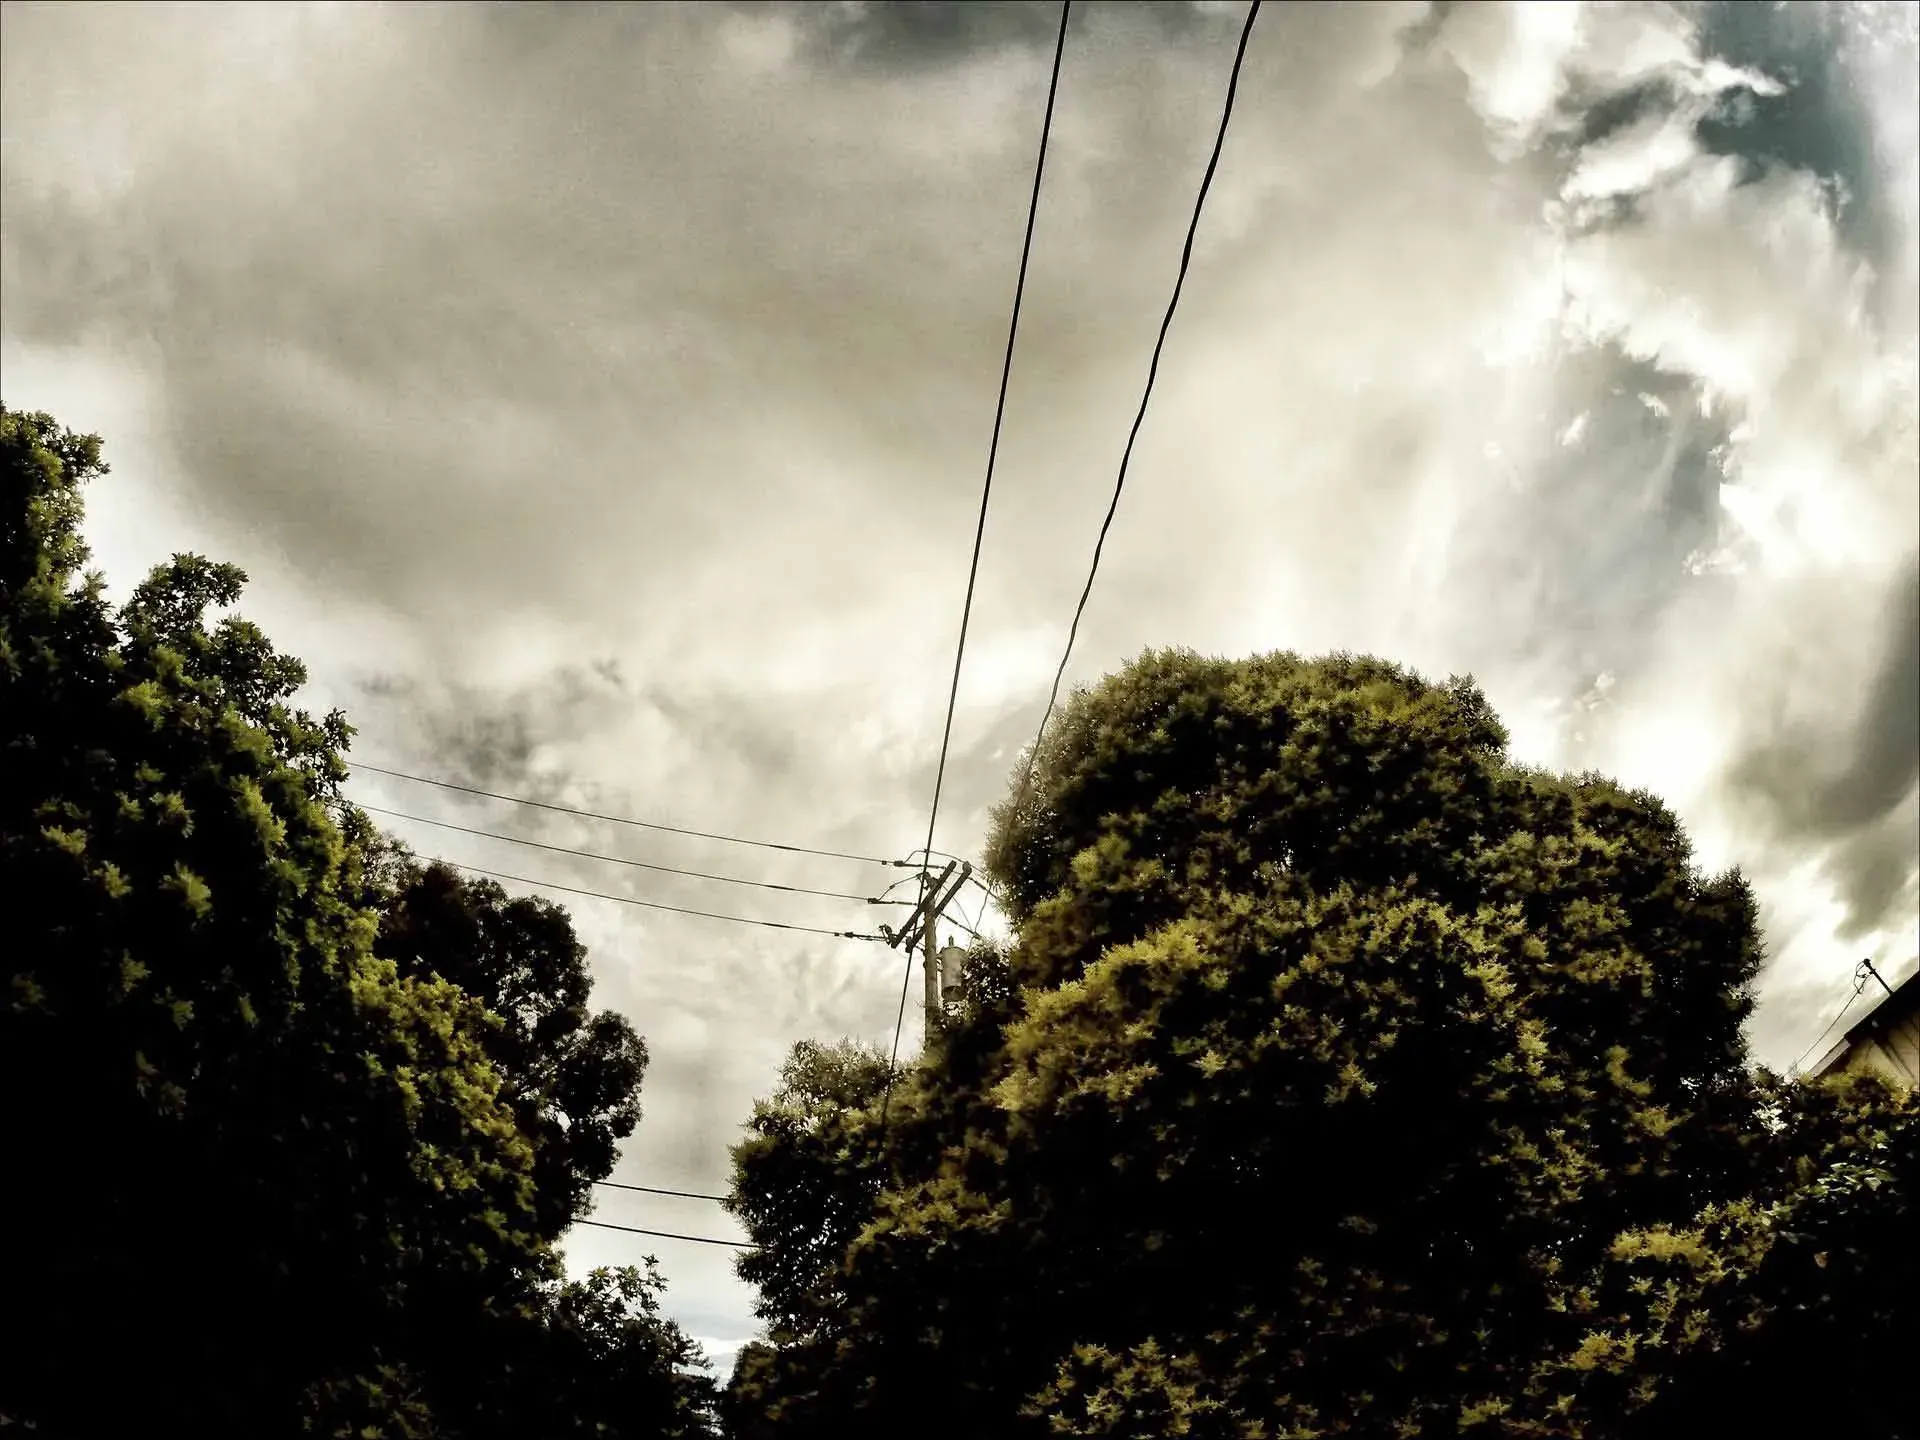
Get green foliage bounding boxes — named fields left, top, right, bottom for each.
left=436, top=1264, right=720, bottom=1440
left=6, top=403, right=526, bottom=1431
left=300, top=1365, right=440, bottom=1440
left=718, top=648, right=1895, bottom=1440
left=292, top=1264, right=720, bottom=1440
left=2, top=405, right=710, bottom=1438
left=542, top=1265, right=722, bottom=1439
left=1511, top=1073, right=1918, bottom=1439
left=721, top=1343, right=786, bottom=1440
left=371, top=861, right=651, bottom=1240
left=729, top=1039, right=897, bottom=1343
left=719, top=1040, right=903, bottom=1439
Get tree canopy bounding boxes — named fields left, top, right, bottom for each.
left=1518, top=1069, right=1916, bottom=1440
left=723, top=648, right=1914, bottom=1439
left=1, top=405, right=713, bottom=1438
left=372, top=860, right=651, bottom=1241
left=728, top=1038, right=898, bottom=1345
left=9, top=402, right=1908, bottom=1440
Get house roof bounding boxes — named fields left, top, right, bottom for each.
left=1809, top=962, right=1918, bottom=1078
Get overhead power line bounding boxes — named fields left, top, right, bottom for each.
left=595, top=1179, right=729, bottom=1204
left=876, top=873, right=922, bottom=903
left=359, top=802, right=910, bottom=906
left=876, top=863, right=989, bottom=905
left=942, top=910, right=984, bottom=944
left=902, top=846, right=971, bottom=867
left=960, top=883, right=990, bottom=939
left=576, top=1217, right=754, bottom=1250
left=1018, top=0, right=1262, bottom=803
left=888, top=0, right=1072, bottom=1106
left=352, top=761, right=907, bottom=868
left=1788, top=959, right=1879, bottom=1076
left=421, top=857, right=886, bottom=942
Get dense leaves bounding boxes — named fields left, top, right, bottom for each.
left=1514, top=1073, right=1918, bottom=1439
left=425, top=1263, right=721, bottom=1440
left=372, top=861, right=650, bottom=1240
left=11, top=402, right=1906, bottom=1438
left=5, top=405, right=531, bottom=1431
left=723, top=648, right=1908, bottom=1439
left=1, top=406, right=710, bottom=1437
left=729, top=1039, right=896, bottom=1343
left=721, top=1040, right=898, bottom=1436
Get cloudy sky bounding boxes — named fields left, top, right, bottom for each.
left=5, top=0, right=1916, bottom=1370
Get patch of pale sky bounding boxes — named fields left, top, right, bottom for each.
left=715, top=5, right=801, bottom=75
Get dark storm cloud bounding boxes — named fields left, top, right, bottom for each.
left=795, top=0, right=1062, bottom=68
left=1691, top=0, right=1905, bottom=277
left=408, top=668, right=640, bottom=796
left=1564, top=77, right=1677, bottom=151
left=1731, top=560, right=1920, bottom=837
left=1, top=1, right=1072, bottom=625
left=1511, top=2, right=1895, bottom=257
left=348, top=656, right=922, bottom=880
left=1811, top=564, right=1920, bottom=835
left=1440, top=344, right=1735, bottom=695
left=1441, top=0, right=1918, bottom=959
left=641, top=684, right=807, bottom=785
left=0, top=0, right=1442, bottom=649
left=1826, top=805, right=1920, bottom=946
left=1730, top=561, right=1920, bottom=937
left=1643, top=0, right=1912, bottom=948
left=768, top=0, right=1226, bottom=73
left=359, top=669, right=690, bottom=814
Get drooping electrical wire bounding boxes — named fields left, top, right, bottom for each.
left=961, top=883, right=990, bottom=940
left=941, top=909, right=984, bottom=944
left=352, top=760, right=908, bottom=867
left=575, top=1217, right=754, bottom=1249
left=1789, top=970, right=1871, bottom=1076
left=421, top=857, right=886, bottom=941
left=901, top=846, right=971, bottom=867
left=875, top=873, right=923, bottom=903
left=1017, top=0, right=1262, bottom=805
left=359, top=802, right=911, bottom=906
left=594, top=1179, right=729, bottom=1204
left=885, top=0, right=1073, bottom=1114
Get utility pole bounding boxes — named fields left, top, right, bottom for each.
left=879, top=860, right=972, bottom=1052
left=1858, top=956, right=1896, bottom=998
left=923, top=882, right=942, bottom=1045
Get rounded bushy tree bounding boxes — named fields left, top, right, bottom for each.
left=730, top=648, right=1778, bottom=1439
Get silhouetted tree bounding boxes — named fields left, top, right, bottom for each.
left=721, top=648, right=1889, bottom=1439
left=372, top=861, right=649, bottom=1240
left=2, top=405, right=711, bottom=1438
left=1513, top=1070, right=1916, bottom=1440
